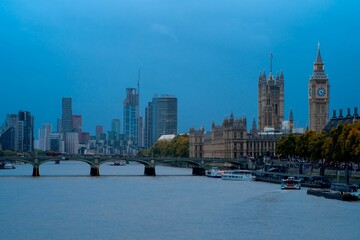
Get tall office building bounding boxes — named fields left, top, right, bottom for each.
left=0, top=114, right=18, bottom=150
left=123, top=88, right=139, bottom=153
left=65, top=132, right=79, bottom=154
left=110, top=119, right=120, bottom=141
left=258, top=54, right=284, bottom=131
left=309, top=43, right=330, bottom=133
left=1, top=111, right=34, bottom=152
left=72, top=115, right=82, bottom=133
left=17, top=111, right=34, bottom=152
left=72, top=115, right=83, bottom=142
left=57, top=118, right=62, bottom=133
left=61, top=97, right=78, bottom=153
left=38, top=123, right=52, bottom=151
left=62, top=97, right=73, bottom=133
left=96, top=125, right=104, bottom=140
left=49, top=133, right=63, bottom=152
left=145, top=95, right=177, bottom=148
left=112, top=119, right=120, bottom=137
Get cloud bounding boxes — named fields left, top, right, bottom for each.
left=150, top=23, right=178, bottom=42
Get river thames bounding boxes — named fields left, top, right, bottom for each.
left=1, top=161, right=359, bottom=240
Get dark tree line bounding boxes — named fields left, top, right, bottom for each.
left=276, top=122, right=360, bottom=168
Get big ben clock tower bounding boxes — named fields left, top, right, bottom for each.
left=309, top=43, right=330, bottom=133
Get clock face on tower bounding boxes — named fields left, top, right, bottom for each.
left=317, top=87, right=326, bottom=97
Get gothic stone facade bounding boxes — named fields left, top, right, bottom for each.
left=309, top=44, right=330, bottom=133
left=189, top=114, right=282, bottom=159
left=258, top=71, right=284, bottom=132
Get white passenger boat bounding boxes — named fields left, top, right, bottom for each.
left=108, top=160, right=126, bottom=166
left=221, top=170, right=255, bottom=181
left=1, top=162, right=16, bottom=169
left=281, top=177, right=301, bottom=190
left=206, top=167, right=226, bottom=178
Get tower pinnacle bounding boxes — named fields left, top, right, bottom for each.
left=270, top=52, right=273, bottom=74
left=315, top=42, right=323, bottom=65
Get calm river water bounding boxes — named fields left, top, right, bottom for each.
left=1, top=161, right=359, bottom=240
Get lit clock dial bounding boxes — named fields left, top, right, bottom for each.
left=317, top=87, right=326, bottom=97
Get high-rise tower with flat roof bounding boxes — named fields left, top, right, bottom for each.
left=62, top=97, right=73, bottom=133
left=123, top=88, right=139, bottom=154
left=145, top=95, right=177, bottom=148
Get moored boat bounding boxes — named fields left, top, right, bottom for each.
left=281, top=177, right=301, bottom=190
left=0, top=162, right=16, bottom=169
left=206, top=167, right=226, bottom=178
left=221, top=170, right=255, bottom=181
left=108, top=160, right=126, bottom=166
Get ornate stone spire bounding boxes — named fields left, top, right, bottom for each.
left=289, top=109, right=293, bottom=124
left=252, top=118, right=257, bottom=130
left=312, top=42, right=326, bottom=77
left=314, top=42, right=324, bottom=73
left=251, top=118, right=258, bottom=134
left=315, top=42, right=323, bottom=64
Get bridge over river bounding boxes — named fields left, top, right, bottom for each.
left=0, top=156, right=249, bottom=177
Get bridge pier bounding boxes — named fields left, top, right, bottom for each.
left=32, top=165, right=40, bottom=177
left=90, top=166, right=100, bottom=176
left=298, top=163, right=303, bottom=174
left=320, top=166, right=325, bottom=176
left=192, top=167, right=205, bottom=176
left=144, top=166, right=156, bottom=176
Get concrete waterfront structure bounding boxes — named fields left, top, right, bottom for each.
left=309, top=43, right=330, bottom=133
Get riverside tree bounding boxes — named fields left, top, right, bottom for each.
left=276, top=122, right=360, bottom=168
left=139, top=134, right=189, bottom=158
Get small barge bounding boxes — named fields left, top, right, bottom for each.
left=307, top=183, right=360, bottom=201
left=253, top=171, right=330, bottom=188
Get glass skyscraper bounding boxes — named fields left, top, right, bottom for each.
left=145, top=95, right=177, bottom=148
left=123, top=88, right=139, bottom=155
left=61, top=97, right=73, bottom=133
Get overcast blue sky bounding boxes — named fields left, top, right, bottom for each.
left=1, top=0, right=360, bottom=136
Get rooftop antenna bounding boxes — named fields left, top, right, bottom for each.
left=137, top=68, right=140, bottom=94
left=137, top=68, right=141, bottom=109
left=270, top=52, right=273, bottom=74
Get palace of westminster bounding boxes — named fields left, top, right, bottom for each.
left=189, top=44, right=359, bottom=159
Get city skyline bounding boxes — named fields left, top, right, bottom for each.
left=1, top=1, right=360, bottom=134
